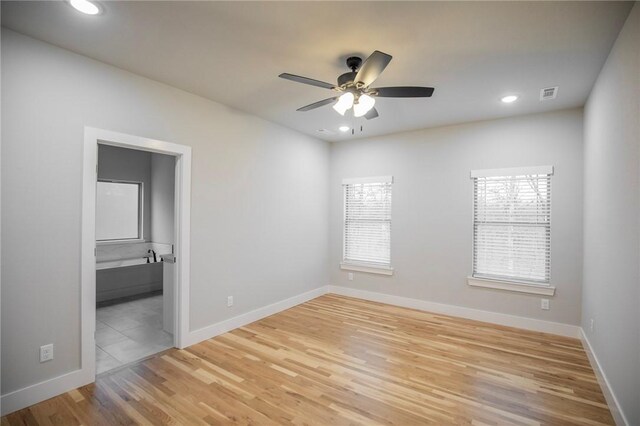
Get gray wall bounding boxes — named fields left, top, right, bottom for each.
left=1, top=29, right=330, bottom=394
left=150, top=153, right=175, bottom=245
left=3, top=9, right=637, bottom=416
left=582, top=4, right=640, bottom=424
left=330, top=109, right=584, bottom=326
left=98, top=144, right=152, bottom=242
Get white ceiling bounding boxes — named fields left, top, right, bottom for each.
left=2, top=1, right=633, bottom=142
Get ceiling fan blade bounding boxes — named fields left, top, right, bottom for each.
left=279, top=73, right=336, bottom=90
left=354, top=51, right=392, bottom=88
left=364, top=107, right=379, bottom=120
left=296, top=97, right=338, bottom=112
left=373, top=87, right=435, bottom=97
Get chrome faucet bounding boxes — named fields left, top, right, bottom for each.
left=147, top=249, right=157, bottom=263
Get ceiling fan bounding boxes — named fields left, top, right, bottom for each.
left=279, top=50, right=434, bottom=120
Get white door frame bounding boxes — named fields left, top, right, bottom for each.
left=81, top=127, right=191, bottom=380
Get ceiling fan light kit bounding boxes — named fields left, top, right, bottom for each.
left=353, top=94, right=376, bottom=117
left=333, top=92, right=355, bottom=115
left=279, top=50, right=435, bottom=121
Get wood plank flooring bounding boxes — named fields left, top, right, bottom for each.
left=2, top=294, right=614, bottom=425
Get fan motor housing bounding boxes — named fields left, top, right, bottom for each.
left=337, top=71, right=357, bottom=87
left=338, top=56, right=363, bottom=87
left=346, top=56, right=362, bottom=70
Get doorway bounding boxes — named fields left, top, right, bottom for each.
left=81, top=127, right=191, bottom=380
left=94, top=145, right=175, bottom=373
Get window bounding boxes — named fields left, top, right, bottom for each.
left=471, top=166, right=552, bottom=286
left=96, top=180, right=142, bottom=241
left=341, top=176, right=393, bottom=274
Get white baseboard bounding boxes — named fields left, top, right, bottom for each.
left=1, top=284, right=587, bottom=417
left=0, top=286, right=329, bottom=417
left=1, top=368, right=93, bottom=416
left=580, top=329, right=628, bottom=426
left=184, top=286, right=329, bottom=347
left=328, top=285, right=581, bottom=338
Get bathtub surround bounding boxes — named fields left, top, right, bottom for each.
left=96, top=290, right=162, bottom=308
left=96, top=262, right=162, bottom=303
left=96, top=241, right=172, bottom=264
left=96, top=241, right=171, bottom=303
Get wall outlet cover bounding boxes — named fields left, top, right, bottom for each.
left=227, top=296, right=233, bottom=307
left=40, top=344, right=54, bottom=363
left=541, top=299, right=550, bottom=310
left=348, top=272, right=354, bottom=281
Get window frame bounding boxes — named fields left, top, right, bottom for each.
left=341, top=176, right=394, bottom=276
left=468, top=166, right=555, bottom=295
left=96, top=179, right=144, bottom=244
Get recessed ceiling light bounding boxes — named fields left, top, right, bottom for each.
left=501, top=95, right=519, bottom=104
left=339, top=126, right=350, bottom=132
left=68, top=0, right=101, bottom=15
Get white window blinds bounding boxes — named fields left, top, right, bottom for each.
left=472, top=166, right=552, bottom=284
left=343, top=176, right=393, bottom=267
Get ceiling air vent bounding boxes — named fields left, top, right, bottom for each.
left=317, top=128, right=335, bottom=135
left=540, top=86, right=558, bottom=101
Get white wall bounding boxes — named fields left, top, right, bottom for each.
left=330, top=109, right=584, bottom=326
left=0, top=29, right=330, bottom=395
left=150, top=153, right=175, bottom=245
left=582, top=4, right=640, bottom=425
left=98, top=144, right=152, bottom=242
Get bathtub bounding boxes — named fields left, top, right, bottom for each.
left=97, top=257, right=153, bottom=270
left=96, top=258, right=163, bottom=303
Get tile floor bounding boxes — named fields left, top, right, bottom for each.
left=96, top=294, right=173, bottom=374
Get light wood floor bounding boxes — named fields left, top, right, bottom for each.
left=2, top=294, right=613, bottom=425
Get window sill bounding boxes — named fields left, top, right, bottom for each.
left=467, top=276, right=555, bottom=296
left=341, top=263, right=394, bottom=276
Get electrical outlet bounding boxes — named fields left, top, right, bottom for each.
left=541, top=299, right=550, bottom=310
left=40, top=344, right=54, bottom=363
left=348, top=272, right=354, bottom=281
left=227, top=296, right=233, bottom=307
left=589, top=318, right=595, bottom=332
